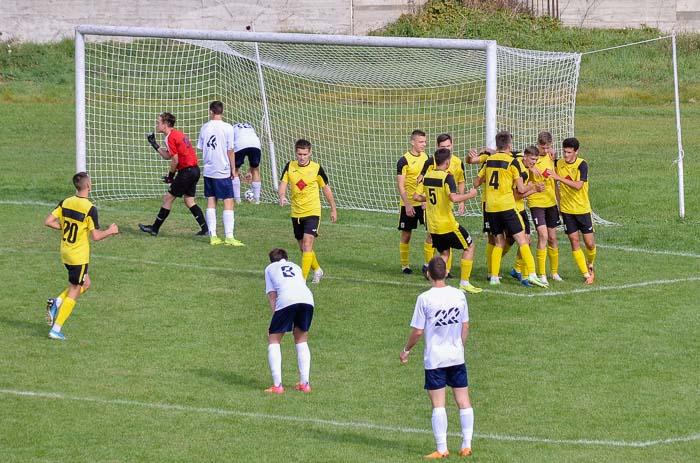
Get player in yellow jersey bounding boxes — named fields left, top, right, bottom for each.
left=474, top=131, right=547, bottom=288
left=278, top=139, right=338, bottom=283
left=397, top=130, right=429, bottom=275
left=417, top=133, right=467, bottom=278
left=44, top=172, right=119, bottom=340
left=526, top=131, right=562, bottom=284
left=467, top=146, right=496, bottom=281
left=548, top=137, right=597, bottom=284
left=413, top=148, right=482, bottom=294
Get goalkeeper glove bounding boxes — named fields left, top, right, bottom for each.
left=147, top=132, right=161, bottom=151
left=162, top=171, right=175, bottom=183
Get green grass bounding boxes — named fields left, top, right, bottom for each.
left=1, top=6, right=700, bottom=461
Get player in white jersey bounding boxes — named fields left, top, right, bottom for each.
left=197, top=101, right=243, bottom=246
left=264, top=248, right=315, bottom=394
left=400, top=256, right=475, bottom=459
left=232, top=122, right=263, bottom=203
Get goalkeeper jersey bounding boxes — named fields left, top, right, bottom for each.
left=51, top=195, right=98, bottom=265
left=281, top=160, right=329, bottom=218
left=165, top=129, right=199, bottom=171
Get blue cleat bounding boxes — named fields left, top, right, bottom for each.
left=45, top=298, right=58, bottom=327
left=48, top=329, right=65, bottom=340
left=520, top=279, right=533, bottom=287
left=509, top=268, right=523, bottom=281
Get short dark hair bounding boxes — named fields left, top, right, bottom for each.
left=427, top=256, right=447, bottom=281
left=434, top=148, right=452, bottom=166
left=268, top=248, right=288, bottom=263
left=159, top=112, right=176, bottom=127
left=411, top=129, right=426, bottom=140
left=73, top=172, right=90, bottom=189
left=436, top=133, right=452, bottom=145
left=537, top=131, right=553, bottom=145
left=562, top=137, right=580, bottom=150
left=295, top=139, right=312, bottom=151
left=524, top=145, right=539, bottom=157
left=495, top=131, right=512, bottom=151
left=209, top=100, right=224, bottom=115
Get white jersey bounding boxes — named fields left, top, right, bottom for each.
left=198, top=119, right=234, bottom=179
left=233, top=123, right=261, bottom=152
left=410, top=286, right=469, bottom=370
left=264, top=259, right=314, bottom=311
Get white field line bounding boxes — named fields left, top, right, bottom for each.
left=1, top=389, right=697, bottom=448
left=2, top=247, right=699, bottom=297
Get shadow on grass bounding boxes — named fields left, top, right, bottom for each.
left=191, top=367, right=268, bottom=390
left=0, top=315, right=47, bottom=338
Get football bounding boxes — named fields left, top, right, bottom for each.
left=244, top=189, right=255, bottom=202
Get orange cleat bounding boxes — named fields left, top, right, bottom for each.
left=424, top=450, right=449, bottom=459
left=295, top=382, right=311, bottom=393
left=264, top=384, right=285, bottom=394
left=459, top=447, right=473, bottom=456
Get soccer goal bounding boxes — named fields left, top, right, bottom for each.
left=75, top=25, right=581, bottom=217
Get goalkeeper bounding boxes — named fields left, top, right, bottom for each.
left=138, top=112, right=208, bottom=237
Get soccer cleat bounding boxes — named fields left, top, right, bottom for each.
left=538, top=275, right=549, bottom=286
left=460, top=283, right=483, bottom=294
left=138, top=223, right=158, bottom=236
left=509, top=268, right=522, bottom=281
left=195, top=229, right=208, bottom=236
left=422, top=264, right=429, bottom=280
left=264, top=384, right=284, bottom=394
left=45, top=298, right=57, bottom=327
left=520, top=279, right=533, bottom=287
left=459, top=448, right=473, bottom=457
left=48, top=329, right=65, bottom=340
left=223, top=237, right=245, bottom=247
left=489, top=277, right=501, bottom=286
left=402, top=267, right=413, bottom=275
left=584, top=273, right=595, bottom=285
left=295, top=382, right=312, bottom=393
left=311, top=268, right=324, bottom=284
left=210, top=236, right=223, bottom=246
left=424, top=450, right=450, bottom=459
left=527, top=275, right=549, bottom=288
left=551, top=273, right=564, bottom=282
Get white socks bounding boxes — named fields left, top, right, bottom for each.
left=232, top=176, right=241, bottom=201
left=267, top=343, right=282, bottom=387
left=223, top=209, right=234, bottom=238
left=460, top=407, right=474, bottom=449
left=252, top=181, right=262, bottom=201
left=295, top=342, right=311, bottom=385
left=206, top=208, right=217, bottom=236
left=431, top=407, right=448, bottom=453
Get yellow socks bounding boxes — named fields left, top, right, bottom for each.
left=311, top=251, right=320, bottom=271
left=399, top=242, right=410, bottom=268
left=537, top=248, right=547, bottom=276
left=490, top=246, right=503, bottom=278
left=301, top=251, right=313, bottom=279
left=423, top=242, right=434, bottom=266
left=572, top=248, right=588, bottom=276
left=55, top=296, right=76, bottom=327
left=446, top=250, right=453, bottom=275
left=486, top=242, right=494, bottom=277
left=460, top=259, right=473, bottom=282
left=586, top=245, right=597, bottom=268
left=548, top=245, right=559, bottom=275
left=519, top=245, right=536, bottom=276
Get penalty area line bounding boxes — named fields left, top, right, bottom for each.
left=1, top=389, right=697, bottom=448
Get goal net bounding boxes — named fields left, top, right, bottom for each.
left=77, top=26, right=584, bottom=218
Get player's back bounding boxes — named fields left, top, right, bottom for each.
left=198, top=120, right=234, bottom=178
left=422, top=170, right=459, bottom=234
left=481, top=152, right=520, bottom=212
left=233, top=123, right=261, bottom=151
left=54, top=195, right=98, bottom=265
left=265, top=259, right=314, bottom=310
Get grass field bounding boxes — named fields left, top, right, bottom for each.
left=2, top=12, right=700, bottom=463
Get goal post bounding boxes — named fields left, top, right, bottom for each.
left=75, top=25, right=580, bottom=217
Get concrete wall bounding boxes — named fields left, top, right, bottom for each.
left=1, top=0, right=698, bottom=43
left=559, top=0, right=700, bottom=32
left=0, top=0, right=427, bottom=43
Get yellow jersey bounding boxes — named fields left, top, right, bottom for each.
left=416, top=170, right=460, bottom=235
left=397, top=151, right=428, bottom=206
left=555, top=157, right=591, bottom=214
left=281, top=160, right=329, bottom=218
left=478, top=151, right=522, bottom=213
left=52, top=195, right=98, bottom=265
left=527, top=154, right=557, bottom=208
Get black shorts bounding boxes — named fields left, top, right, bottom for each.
left=425, top=363, right=468, bottom=390
left=398, top=205, right=425, bottom=231
left=169, top=166, right=200, bottom=198
left=292, top=216, right=320, bottom=240
left=506, top=210, right=530, bottom=236
left=562, top=212, right=594, bottom=235
left=269, top=303, right=314, bottom=333
left=235, top=147, right=262, bottom=169
left=530, top=205, right=561, bottom=229
left=481, top=202, right=490, bottom=234
left=64, top=263, right=88, bottom=286
left=487, top=209, right=525, bottom=236
left=431, top=226, right=472, bottom=253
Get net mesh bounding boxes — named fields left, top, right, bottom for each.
left=82, top=35, right=584, bottom=217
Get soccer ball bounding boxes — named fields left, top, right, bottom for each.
left=244, top=189, right=255, bottom=202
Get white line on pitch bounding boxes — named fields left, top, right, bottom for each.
left=597, top=244, right=700, bottom=259
left=1, top=389, right=697, bottom=448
